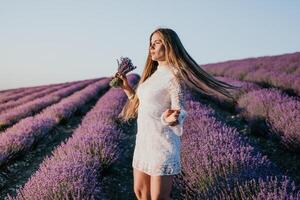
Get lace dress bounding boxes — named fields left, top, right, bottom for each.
left=132, top=63, right=187, bottom=176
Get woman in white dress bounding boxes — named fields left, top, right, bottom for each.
left=117, top=27, right=240, bottom=200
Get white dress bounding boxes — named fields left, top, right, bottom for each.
left=132, top=63, right=187, bottom=176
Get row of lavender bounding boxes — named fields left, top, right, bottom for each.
left=0, top=84, right=51, bottom=104
left=202, top=52, right=300, bottom=95
left=0, top=80, right=75, bottom=103
left=175, top=92, right=300, bottom=199
left=6, top=74, right=139, bottom=200
left=204, top=52, right=300, bottom=75
left=0, top=81, right=76, bottom=114
left=0, top=88, right=27, bottom=96
left=0, top=78, right=101, bottom=131
left=0, top=81, right=68, bottom=97
left=0, top=78, right=110, bottom=168
left=0, top=79, right=96, bottom=107
left=210, top=76, right=300, bottom=153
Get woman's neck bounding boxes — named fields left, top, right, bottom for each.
left=157, top=61, right=171, bottom=69
left=157, top=61, right=169, bottom=66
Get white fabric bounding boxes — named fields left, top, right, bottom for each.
left=132, top=63, right=187, bottom=176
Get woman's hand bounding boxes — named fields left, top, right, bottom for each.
left=115, top=72, right=130, bottom=90
left=162, top=109, right=180, bottom=126
left=114, top=72, right=136, bottom=99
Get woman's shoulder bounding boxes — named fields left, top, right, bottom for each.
left=168, top=67, right=184, bottom=83
left=159, top=66, right=178, bottom=78
left=156, top=65, right=184, bottom=86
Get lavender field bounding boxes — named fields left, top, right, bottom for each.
left=0, top=52, right=300, bottom=200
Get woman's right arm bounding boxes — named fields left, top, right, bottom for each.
left=116, top=73, right=135, bottom=100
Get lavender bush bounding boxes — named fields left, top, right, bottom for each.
left=175, top=96, right=300, bottom=199
left=237, top=88, right=300, bottom=152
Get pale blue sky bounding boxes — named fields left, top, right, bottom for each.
left=1, top=0, right=299, bottom=90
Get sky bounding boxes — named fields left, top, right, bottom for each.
left=1, top=0, right=299, bottom=90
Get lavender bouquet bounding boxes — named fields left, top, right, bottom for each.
left=109, top=57, right=137, bottom=88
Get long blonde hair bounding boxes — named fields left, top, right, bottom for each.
left=118, top=27, right=241, bottom=122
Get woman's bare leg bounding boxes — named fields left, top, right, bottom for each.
left=133, top=168, right=151, bottom=200
left=150, top=175, right=174, bottom=200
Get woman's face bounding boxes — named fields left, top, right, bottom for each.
left=149, top=32, right=166, bottom=61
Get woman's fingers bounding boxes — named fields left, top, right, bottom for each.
left=119, top=74, right=128, bottom=83
left=115, top=72, right=124, bottom=78
left=117, top=74, right=123, bottom=79
left=166, top=114, right=179, bottom=124
left=167, top=109, right=173, bottom=114
left=164, top=109, right=181, bottom=125
left=115, top=73, right=128, bottom=87
left=165, top=109, right=173, bottom=115
left=169, top=119, right=179, bottom=126
left=171, top=109, right=180, bottom=117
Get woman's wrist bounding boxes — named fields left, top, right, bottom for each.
left=123, top=84, right=131, bottom=91
left=124, top=86, right=135, bottom=99
left=128, top=93, right=135, bottom=100
left=127, top=91, right=135, bottom=100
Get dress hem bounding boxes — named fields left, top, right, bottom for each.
left=132, top=159, right=181, bottom=176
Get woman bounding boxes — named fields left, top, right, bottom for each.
left=116, top=27, right=240, bottom=200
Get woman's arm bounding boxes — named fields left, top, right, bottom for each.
left=160, top=76, right=187, bottom=136
left=124, top=85, right=135, bottom=100
left=116, top=73, right=135, bottom=100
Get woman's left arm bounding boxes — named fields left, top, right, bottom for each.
left=160, top=76, right=187, bottom=136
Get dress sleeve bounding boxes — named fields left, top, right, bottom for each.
left=160, top=76, right=187, bottom=136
